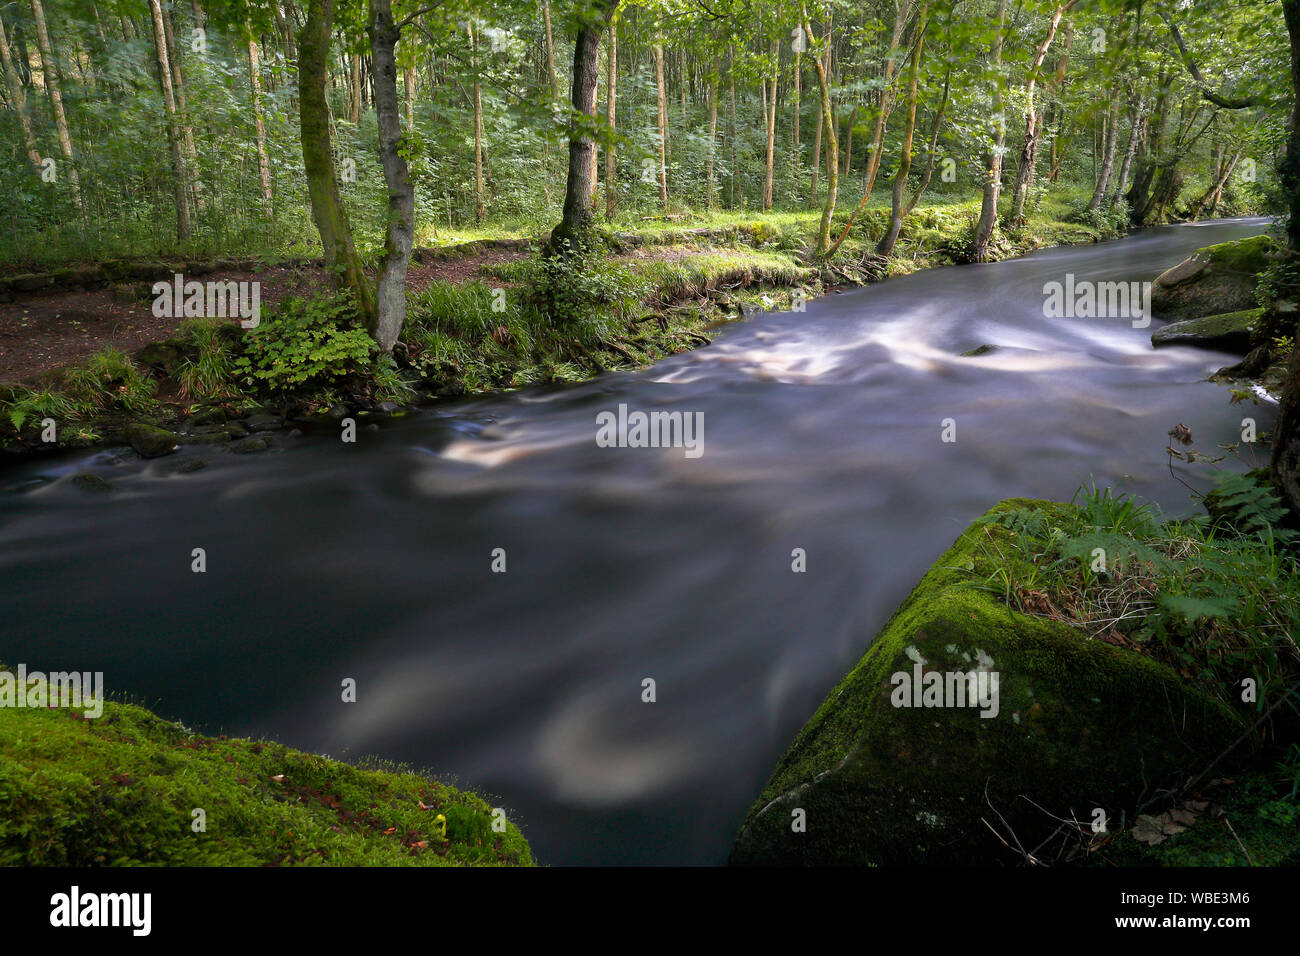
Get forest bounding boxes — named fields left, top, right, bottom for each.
left=0, top=0, right=1299, bottom=898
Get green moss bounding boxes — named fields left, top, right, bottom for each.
left=1151, top=308, right=1261, bottom=351
left=731, top=500, right=1248, bottom=866
left=0, top=695, right=533, bottom=866
left=1200, top=234, right=1278, bottom=274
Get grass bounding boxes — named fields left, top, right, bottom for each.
left=0, top=690, right=533, bottom=866
left=174, top=318, right=243, bottom=400
left=967, top=475, right=1300, bottom=715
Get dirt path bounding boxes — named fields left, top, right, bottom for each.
left=0, top=249, right=527, bottom=386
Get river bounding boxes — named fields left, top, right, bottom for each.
left=0, top=216, right=1276, bottom=865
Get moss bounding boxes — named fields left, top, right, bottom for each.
left=731, top=499, right=1248, bottom=866
left=0, top=694, right=533, bottom=866
left=123, top=423, right=179, bottom=458
left=1151, top=307, right=1261, bottom=352
left=1201, top=234, right=1278, bottom=274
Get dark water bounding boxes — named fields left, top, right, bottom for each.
left=0, top=218, right=1277, bottom=865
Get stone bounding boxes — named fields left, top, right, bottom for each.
left=123, top=424, right=179, bottom=459
left=1150, top=308, right=1260, bottom=354
left=1150, top=234, right=1276, bottom=320
left=730, top=500, right=1245, bottom=866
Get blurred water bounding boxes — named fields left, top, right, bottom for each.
left=0, top=217, right=1276, bottom=865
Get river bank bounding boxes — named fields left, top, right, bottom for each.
left=0, top=686, right=533, bottom=866
left=0, top=194, right=1133, bottom=462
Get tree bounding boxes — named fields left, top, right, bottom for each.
left=970, top=0, right=1007, bottom=263
left=547, top=0, right=619, bottom=256
left=1270, top=0, right=1300, bottom=516
left=298, top=0, right=376, bottom=326
left=369, top=0, right=416, bottom=353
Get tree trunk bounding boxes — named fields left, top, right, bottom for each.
left=903, top=66, right=950, bottom=217
left=1088, top=85, right=1122, bottom=213
left=348, top=53, right=362, bottom=123
left=763, top=37, right=778, bottom=210
left=1191, top=151, right=1238, bottom=220
left=793, top=49, right=801, bottom=182
left=29, top=0, right=81, bottom=208
left=1009, top=2, right=1073, bottom=228
left=547, top=0, right=614, bottom=258
left=706, top=67, right=718, bottom=211
left=404, top=66, right=414, bottom=129
left=249, top=29, right=273, bottom=214
left=1273, top=0, right=1300, bottom=516
left=878, top=2, right=928, bottom=258
left=161, top=0, right=200, bottom=211
left=542, top=0, right=559, bottom=101
left=827, top=0, right=913, bottom=257
left=369, top=0, right=414, bottom=353
left=470, top=22, right=485, bottom=221
left=729, top=45, right=737, bottom=208
left=298, top=0, right=375, bottom=325
left=804, top=4, right=838, bottom=258
left=605, top=11, right=618, bottom=220
left=148, top=0, right=190, bottom=240
left=654, top=39, right=669, bottom=210
left=971, top=0, right=1008, bottom=262
left=0, top=15, right=41, bottom=171
left=1107, top=99, right=1145, bottom=206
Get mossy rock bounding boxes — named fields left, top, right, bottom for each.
left=136, top=339, right=189, bottom=375
left=122, top=423, right=179, bottom=459
left=1150, top=307, right=1261, bottom=354
left=730, top=500, right=1248, bottom=866
left=0, top=695, right=533, bottom=866
left=1151, top=234, right=1276, bottom=320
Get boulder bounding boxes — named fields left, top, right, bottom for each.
left=1150, top=307, right=1260, bottom=354
left=730, top=500, right=1246, bottom=866
left=231, top=436, right=271, bottom=454
left=123, top=423, right=179, bottom=459
left=136, top=339, right=187, bottom=376
left=1150, top=234, right=1276, bottom=320
left=69, top=473, right=114, bottom=493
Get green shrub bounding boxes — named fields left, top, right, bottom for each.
left=61, top=347, right=157, bottom=413
left=234, top=294, right=376, bottom=393
left=175, top=318, right=242, bottom=399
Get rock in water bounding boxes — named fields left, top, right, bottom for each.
left=729, top=500, right=1246, bottom=866
left=1150, top=308, right=1260, bottom=354
left=123, top=423, right=179, bottom=459
left=69, top=473, right=114, bottom=493
left=1150, top=234, right=1276, bottom=320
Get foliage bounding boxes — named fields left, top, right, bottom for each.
left=60, top=347, right=157, bottom=413
left=233, top=294, right=376, bottom=393
left=971, top=476, right=1300, bottom=714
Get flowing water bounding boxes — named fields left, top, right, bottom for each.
left=0, top=217, right=1276, bottom=865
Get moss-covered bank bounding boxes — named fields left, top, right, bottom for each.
left=731, top=495, right=1298, bottom=866
left=0, top=692, right=533, bottom=866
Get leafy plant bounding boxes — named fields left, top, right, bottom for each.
left=234, top=294, right=376, bottom=393
left=61, top=348, right=157, bottom=413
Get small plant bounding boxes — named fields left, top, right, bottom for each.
left=1, top=384, right=85, bottom=434
left=61, top=348, right=156, bottom=413
left=234, top=294, right=376, bottom=393
left=175, top=318, right=242, bottom=399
